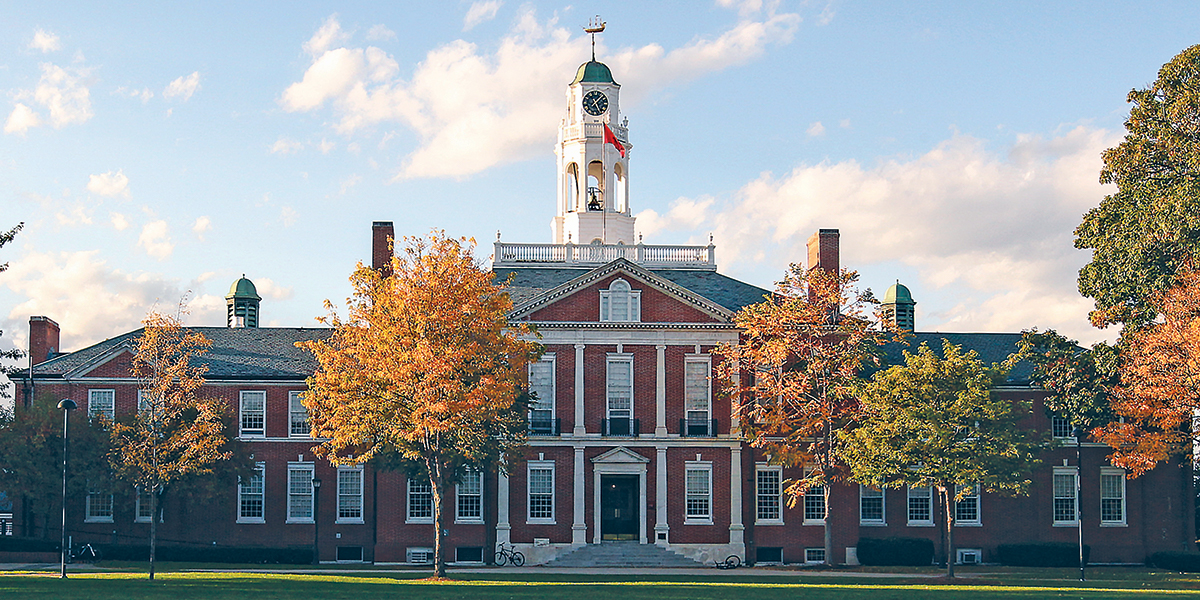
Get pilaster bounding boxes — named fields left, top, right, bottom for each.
left=573, top=445, right=587, bottom=545
left=655, top=446, right=669, bottom=546
left=655, top=345, right=667, bottom=436
left=573, top=344, right=586, bottom=436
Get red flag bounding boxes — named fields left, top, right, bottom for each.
left=603, top=122, right=626, bottom=158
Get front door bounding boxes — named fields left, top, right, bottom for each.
left=600, top=475, right=639, bottom=541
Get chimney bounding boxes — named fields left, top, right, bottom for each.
left=29, top=316, right=60, bottom=366
left=806, top=229, right=840, bottom=274
left=372, top=221, right=395, bottom=276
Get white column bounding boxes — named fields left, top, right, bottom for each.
left=655, top=345, right=667, bottom=436
left=497, top=470, right=511, bottom=544
left=572, top=445, right=587, bottom=545
left=655, top=446, right=669, bottom=546
left=573, top=344, right=586, bottom=436
left=729, top=446, right=744, bottom=545
left=639, top=469, right=648, bottom=544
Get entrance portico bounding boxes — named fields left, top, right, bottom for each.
left=591, top=447, right=648, bottom=544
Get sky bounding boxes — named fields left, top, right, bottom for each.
left=1, top=1, right=1198, bottom=370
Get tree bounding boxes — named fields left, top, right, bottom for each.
left=718, top=264, right=891, bottom=566
left=1096, top=270, right=1200, bottom=477
left=0, top=223, right=25, bottom=401
left=841, top=340, right=1043, bottom=578
left=108, top=304, right=238, bottom=580
left=1076, top=45, right=1200, bottom=332
left=298, top=232, right=540, bottom=578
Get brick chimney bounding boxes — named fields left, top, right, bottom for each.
left=806, top=229, right=840, bottom=274
left=372, top=221, right=395, bottom=276
left=29, top=316, right=60, bottom=366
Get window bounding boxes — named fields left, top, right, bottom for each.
left=606, top=355, right=633, bottom=433
left=1101, top=468, right=1126, bottom=525
left=85, top=486, right=113, bottom=523
left=684, top=357, right=711, bottom=433
left=456, top=469, right=483, bottom=523
left=528, top=463, right=555, bottom=523
left=88, top=389, right=115, bottom=421
left=685, top=464, right=712, bottom=522
left=1053, top=468, right=1079, bottom=525
left=240, top=391, right=266, bottom=437
left=137, top=390, right=151, bottom=414
left=455, top=546, right=484, bottom=563
left=337, top=468, right=364, bottom=523
left=756, top=466, right=782, bottom=524
left=1051, top=415, right=1074, bottom=439
left=135, top=487, right=154, bottom=523
left=803, top=483, right=826, bottom=525
left=287, top=464, right=314, bottom=523
left=529, top=356, right=556, bottom=434
left=957, top=549, right=982, bottom=565
left=238, top=463, right=265, bottom=523
left=407, top=478, right=433, bottom=523
left=289, top=391, right=309, bottom=438
left=805, top=548, right=826, bottom=564
left=860, top=485, right=885, bottom=525
left=908, top=486, right=932, bottom=525
left=955, top=484, right=980, bottom=525
left=600, top=279, right=641, bottom=322
left=406, top=547, right=433, bottom=564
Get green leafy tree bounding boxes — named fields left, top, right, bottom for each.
left=1076, top=45, right=1200, bottom=331
left=1018, top=329, right=1118, bottom=435
left=0, top=223, right=25, bottom=401
left=841, top=341, right=1043, bottom=578
left=298, top=232, right=540, bottom=578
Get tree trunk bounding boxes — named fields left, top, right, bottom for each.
left=941, top=484, right=955, bottom=578
left=430, top=462, right=446, bottom=579
left=823, top=484, right=833, bottom=566
left=149, top=485, right=158, bottom=580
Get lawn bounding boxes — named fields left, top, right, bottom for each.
left=2, top=567, right=1200, bottom=599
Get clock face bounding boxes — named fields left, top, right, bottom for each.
left=582, top=90, right=609, bottom=116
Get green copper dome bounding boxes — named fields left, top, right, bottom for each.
left=572, top=60, right=616, bottom=85
left=883, top=281, right=914, bottom=305
left=226, top=275, right=261, bottom=300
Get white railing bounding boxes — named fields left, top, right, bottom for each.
left=561, top=122, right=629, bottom=144
left=493, top=242, right=716, bottom=270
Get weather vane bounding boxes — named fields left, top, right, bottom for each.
left=583, top=16, right=605, bottom=61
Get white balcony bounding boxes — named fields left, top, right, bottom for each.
left=493, top=241, right=716, bottom=270
left=561, top=122, right=629, bottom=144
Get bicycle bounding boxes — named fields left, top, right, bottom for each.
left=714, top=554, right=741, bottom=569
left=69, top=543, right=101, bottom=564
left=494, top=541, right=525, bottom=567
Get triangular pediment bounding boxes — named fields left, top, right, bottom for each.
left=65, top=341, right=136, bottom=379
left=507, top=258, right=732, bottom=322
left=591, top=446, right=650, bottom=464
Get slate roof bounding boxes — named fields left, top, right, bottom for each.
left=493, top=266, right=771, bottom=314
left=18, top=327, right=331, bottom=381
left=880, top=332, right=1034, bottom=386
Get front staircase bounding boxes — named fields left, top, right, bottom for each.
left=546, top=542, right=704, bottom=567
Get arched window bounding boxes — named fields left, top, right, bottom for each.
left=614, top=164, right=627, bottom=213
left=600, top=278, right=641, bottom=322
left=587, top=160, right=605, bottom=211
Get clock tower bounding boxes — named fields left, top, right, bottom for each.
left=552, top=44, right=635, bottom=244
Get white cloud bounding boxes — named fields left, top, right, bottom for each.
left=253, top=277, right=294, bottom=300
left=367, top=24, right=397, bottom=42
left=137, top=220, right=173, bottom=260
left=87, top=170, right=131, bottom=198
left=192, top=216, right=211, bottom=240
left=29, top=29, right=61, bottom=53
left=635, top=196, right=716, bottom=240
left=304, top=15, right=350, bottom=57
left=110, top=212, right=130, bottom=231
left=4, top=103, right=41, bottom=135
left=115, top=86, right=154, bottom=103
left=806, top=121, right=825, bottom=137
left=270, top=137, right=303, bottom=154
left=464, top=0, right=503, bottom=30
left=280, top=9, right=799, bottom=179
left=0, top=250, right=224, bottom=352
left=839, top=118, right=851, bottom=128
left=339, top=173, right=362, bottom=195
left=319, top=138, right=336, bottom=154
left=55, top=204, right=93, bottom=227
left=163, top=71, right=200, bottom=101
left=280, top=206, right=298, bottom=227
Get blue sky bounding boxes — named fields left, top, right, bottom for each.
left=1, top=1, right=1198, bottom=363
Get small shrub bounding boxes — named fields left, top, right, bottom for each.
left=95, top=544, right=311, bottom=564
left=1147, top=551, right=1200, bottom=572
left=856, top=537, right=935, bottom=566
left=0, top=537, right=59, bottom=552
left=995, top=543, right=1089, bottom=567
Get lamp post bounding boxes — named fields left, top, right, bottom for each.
left=57, top=398, right=77, bottom=579
left=312, top=476, right=322, bottom=566
left=1073, top=425, right=1086, bottom=582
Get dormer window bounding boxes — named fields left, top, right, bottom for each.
left=600, top=279, right=641, bottom=322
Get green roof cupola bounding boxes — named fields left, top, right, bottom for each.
left=882, top=281, right=916, bottom=331
left=571, top=60, right=616, bottom=85
left=226, top=275, right=261, bottom=328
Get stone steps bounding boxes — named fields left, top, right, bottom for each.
left=547, top=542, right=704, bottom=568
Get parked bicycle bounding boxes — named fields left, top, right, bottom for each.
left=714, top=554, right=741, bottom=569
left=69, top=542, right=101, bottom=564
left=494, top=541, right=525, bottom=567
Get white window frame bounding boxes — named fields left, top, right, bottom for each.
left=684, top=461, right=713, bottom=524
left=528, top=355, right=556, bottom=427
left=859, top=485, right=886, bottom=526
left=956, top=548, right=983, bottom=565
left=605, top=354, right=634, bottom=422
left=287, top=462, right=315, bottom=523
left=684, top=355, right=712, bottom=426
left=907, top=486, right=933, bottom=526
left=803, top=484, right=826, bottom=525
left=134, top=486, right=158, bottom=523
left=406, top=547, right=433, bottom=565
left=406, top=478, right=434, bottom=524
left=288, top=391, right=310, bottom=438
left=804, top=548, right=826, bottom=564
left=337, top=466, right=364, bottom=524
left=137, top=389, right=151, bottom=414
left=527, top=461, right=555, bottom=524
left=1053, top=467, right=1079, bottom=526
left=88, top=389, right=115, bottom=421
left=239, top=391, right=266, bottom=438
left=1051, top=415, right=1075, bottom=441
left=456, top=469, right=483, bottom=524
left=1100, top=467, right=1127, bottom=526
left=84, top=486, right=114, bottom=523
left=755, top=465, right=783, bottom=525
left=599, top=278, right=641, bottom=322
left=237, top=462, right=266, bottom=523
left=954, top=483, right=981, bottom=526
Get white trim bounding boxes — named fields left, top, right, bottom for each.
left=907, top=486, right=933, bottom=526
left=684, top=460, right=713, bottom=525
left=286, top=462, right=315, bottom=524
left=406, top=478, right=434, bottom=524
left=336, top=466, right=365, bottom=524
left=954, top=483, right=981, bottom=526
left=239, top=390, right=266, bottom=438
left=605, top=353, right=634, bottom=424
left=84, top=489, right=114, bottom=523
left=956, top=548, right=983, bottom=565
left=528, top=355, right=557, bottom=432
left=755, top=465, right=783, bottom=525
left=591, top=447, right=649, bottom=543
left=1052, top=467, right=1079, bottom=526
left=683, top=354, right=712, bottom=429
left=87, top=388, right=115, bottom=421
left=237, top=462, right=266, bottom=524
left=527, top=460, right=556, bottom=524
left=455, top=469, right=484, bottom=524
left=288, top=391, right=310, bottom=438
left=859, top=485, right=885, bottom=526
left=1100, top=467, right=1127, bottom=527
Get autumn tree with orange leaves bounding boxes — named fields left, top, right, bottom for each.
left=299, top=232, right=540, bottom=578
left=719, top=265, right=893, bottom=566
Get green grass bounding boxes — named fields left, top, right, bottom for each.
left=2, top=567, right=1200, bottom=599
